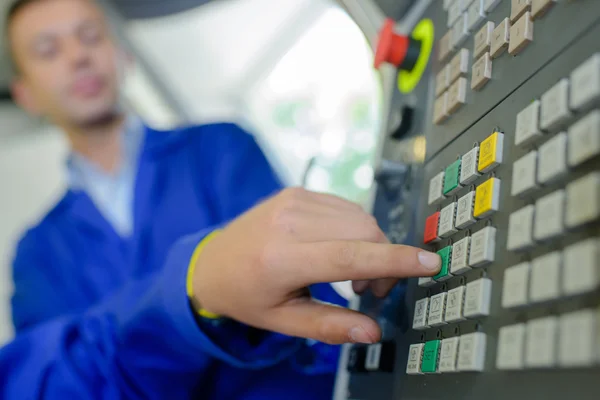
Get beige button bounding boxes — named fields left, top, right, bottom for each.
left=511, top=0, right=532, bottom=22
left=449, top=49, right=470, bottom=84
left=531, top=0, right=556, bottom=19
left=509, top=12, right=533, bottom=56
left=448, top=78, right=468, bottom=114
left=434, top=93, right=449, bottom=125
left=452, top=14, right=470, bottom=49
left=471, top=53, right=492, bottom=91
left=490, top=18, right=510, bottom=58
left=436, top=66, right=449, bottom=97
left=438, top=30, right=453, bottom=62
left=474, top=21, right=495, bottom=59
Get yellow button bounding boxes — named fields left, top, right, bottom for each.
left=474, top=177, right=501, bottom=218
left=478, top=131, right=504, bottom=172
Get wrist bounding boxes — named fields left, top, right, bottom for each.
left=186, top=230, right=222, bottom=319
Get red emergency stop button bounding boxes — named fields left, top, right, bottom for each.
left=374, top=18, right=422, bottom=71
left=424, top=212, right=441, bottom=244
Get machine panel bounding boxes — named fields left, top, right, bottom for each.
left=338, top=1, right=600, bottom=399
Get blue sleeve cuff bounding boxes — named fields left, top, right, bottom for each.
left=159, top=229, right=302, bottom=369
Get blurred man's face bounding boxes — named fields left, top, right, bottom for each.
left=9, top=0, right=121, bottom=127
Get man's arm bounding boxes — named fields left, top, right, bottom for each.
left=1, top=230, right=300, bottom=399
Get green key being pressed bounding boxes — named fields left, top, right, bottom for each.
left=421, top=340, right=441, bottom=373
left=443, top=159, right=462, bottom=195
left=434, top=246, right=452, bottom=281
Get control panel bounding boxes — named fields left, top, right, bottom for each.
left=337, top=1, right=600, bottom=399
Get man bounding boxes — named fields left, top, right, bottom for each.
left=4, top=0, right=441, bottom=398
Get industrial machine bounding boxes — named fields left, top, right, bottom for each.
left=335, top=0, right=600, bottom=398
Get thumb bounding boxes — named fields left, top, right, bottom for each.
left=267, top=299, right=382, bottom=345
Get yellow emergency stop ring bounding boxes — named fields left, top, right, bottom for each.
left=398, top=19, right=434, bottom=94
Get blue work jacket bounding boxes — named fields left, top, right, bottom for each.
left=3, top=123, right=346, bottom=399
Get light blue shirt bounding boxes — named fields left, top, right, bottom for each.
left=67, top=117, right=145, bottom=237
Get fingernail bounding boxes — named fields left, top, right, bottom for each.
left=349, top=326, right=375, bottom=344
left=418, top=251, right=441, bottom=271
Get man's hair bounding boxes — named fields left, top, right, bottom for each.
left=4, top=0, right=44, bottom=75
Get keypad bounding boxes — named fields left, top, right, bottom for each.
left=565, top=172, right=600, bottom=228
left=469, top=226, right=496, bottom=267
left=467, top=0, right=486, bottom=32
left=474, top=21, right=495, bottom=59
left=530, top=251, right=562, bottom=303
left=502, top=262, right=530, bottom=309
left=464, top=278, right=492, bottom=318
left=478, top=131, right=504, bottom=172
left=448, top=77, right=468, bottom=113
left=422, top=340, right=441, bottom=373
left=567, top=110, right=600, bottom=167
left=428, top=292, right=448, bottom=327
left=460, top=147, right=481, bottom=185
left=452, top=14, right=470, bottom=48
left=511, top=0, right=532, bottom=22
left=448, top=49, right=470, bottom=84
left=435, top=246, right=453, bottom=282
left=533, top=190, right=565, bottom=241
left=497, top=323, right=526, bottom=370
left=451, top=236, right=471, bottom=275
left=509, top=12, right=534, bottom=56
left=457, top=332, right=487, bottom=371
left=562, top=238, right=600, bottom=296
left=490, top=17, right=510, bottom=58
left=540, top=79, right=572, bottom=131
left=456, top=191, right=477, bottom=228
left=406, top=343, right=425, bottom=374
left=511, top=151, right=538, bottom=196
left=537, top=132, right=568, bottom=183
left=428, top=171, right=446, bottom=205
left=515, top=100, right=542, bottom=146
left=531, top=0, right=556, bottom=19
left=445, top=286, right=467, bottom=322
left=424, top=211, right=441, bottom=244
left=474, top=177, right=501, bottom=218
left=439, top=337, right=460, bottom=373
left=471, top=52, right=492, bottom=91
left=525, top=316, right=558, bottom=368
left=444, top=159, right=463, bottom=195
left=439, top=202, right=458, bottom=237
left=559, top=310, right=597, bottom=368
left=413, top=297, right=430, bottom=330
left=569, top=53, right=600, bottom=111
left=507, top=205, right=535, bottom=251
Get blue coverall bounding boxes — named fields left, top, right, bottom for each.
left=5, top=123, right=346, bottom=399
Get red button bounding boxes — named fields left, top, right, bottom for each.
left=424, top=212, right=441, bottom=244
left=374, top=18, right=410, bottom=69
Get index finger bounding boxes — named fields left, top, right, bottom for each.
left=280, top=241, right=441, bottom=286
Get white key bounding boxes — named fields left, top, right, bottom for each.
left=445, top=286, right=466, bottom=322
left=460, top=147, right=481, bottom=185
left=464, top=278, right=492, bottom=318
left=490, top=17, right=510, bottom=58
left=537, top=132, right=567, bottom=184
left=474, top=21, right=495, bottom=59
left=507, top=205, right=535, bottom=251
left=559, top=309, right=597, bottom=368
left=452, top=14, right=470, bottom=48
left=439, top=337, right=460, bottom=373
left=497, top=323, right=526, bottom=370
left=565, top=172, right=600, bottom=228
left=540, top=79, right=572, bottom=131
left=419, top=277, right=436, bottom=287
left=455, top=191, right=476, bottom=228
left=515, top=100, right=542, bottom=146
left=451, top=236, right=472, bottom=275
left=436, top=66, right=449, bottom=97
left=471, top=52, right=493, bottom=91
left=469, top=226, right=496, bottom=267
left=531, top=0, right=556, bottom=19
left=439, top=202, right=458, bottom=238
left=534, top=190, right=565, bottom=241
left=457, top=332, right=487, bottom=371
left=568, top=110, right=600, bottom=167
left=406, top=343, right=425, bottom=374
left=447, top=77, right=468, bottom=114
left=484, top=0, right=502, bottom=12
left=502, top=262, right=530, bottom=308
left=413, top=298, right=430, bottom=330
left=428, top=292, right=448, bottom=327
left=428, top=171, right=446, bottom=205
left=525, top=316, right=558, bottom=368
left=365, top=343, right=382, bottom=371
left=433, top=92, right=449, bottom=125
left=467, top=0, right=486, bottom=32
left=448, top=0, right=464, bottom=27
left=563, top=238, right=600, bottom=296
left=449, top=48, right=470, bottom=84
left=508, top=11, right=534, bottom=56
left=438, top=31, right=453, bottom=63
left=511, top=0, right=531, bottom=22
left=511, top=151, right=538, bottom=196
left=530, top=251, right=562, bottom=303
left=570, top=53, right=600, bottom=111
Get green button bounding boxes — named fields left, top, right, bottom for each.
left=421, top=340, right=441, bottom=373
left=443, top=159, right=461, bottom=195
left=434, top=246, right=451, bottom=281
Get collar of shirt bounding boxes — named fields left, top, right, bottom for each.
left=66, top=116, right=146, bottom=238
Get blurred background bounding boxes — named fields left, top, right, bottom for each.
left=0, top=0, right=389, bottom=344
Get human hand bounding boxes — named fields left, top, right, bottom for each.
left=191, top=188, right=441, bottom=344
